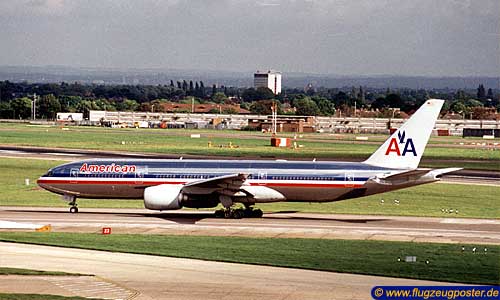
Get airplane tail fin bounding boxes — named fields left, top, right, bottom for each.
left=363, top=99, right=444, bottom=170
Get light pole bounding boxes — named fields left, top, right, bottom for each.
left=31, top=93, right=37, bottom=120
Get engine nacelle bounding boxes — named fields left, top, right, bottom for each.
left=143, top=184, right=184, bottom=210
left=240, top=186, right=285, bottom=203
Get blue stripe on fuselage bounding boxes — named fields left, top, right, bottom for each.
left=45, top=159, right=391, bottom=180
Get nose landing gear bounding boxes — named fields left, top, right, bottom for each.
left=63, top=194, right=78, bottom=213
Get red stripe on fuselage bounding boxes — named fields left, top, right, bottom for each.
left=37, top=179, right=364, bottom=188
left=37, top=179, right=187, bottom=185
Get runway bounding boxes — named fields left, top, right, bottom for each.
left=1, top=207, right=499, bottom=245
left=0, top=242, right=463, bottom=300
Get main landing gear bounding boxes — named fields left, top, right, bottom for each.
left=63, top=194, right=78, bottom=213
left=69, top=206, right=78, bottom=213
left=214, top=206, right=263, bottom=219
left=214, top=196, right=263, bottom=219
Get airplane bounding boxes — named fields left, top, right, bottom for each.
left=37, top=99, right=460, bottom=218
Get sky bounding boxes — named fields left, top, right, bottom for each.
left=0, top=0, right=499, bottom=76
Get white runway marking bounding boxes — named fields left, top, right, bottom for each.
left=43, top=152, right=83, bottom=156
left=43, top=276, right=135, bottom=300
left=0, top=150, right=25, bottom=154
left=0, top=220, right=42, bottom=229
left=441, top=219, right=500, bottom=225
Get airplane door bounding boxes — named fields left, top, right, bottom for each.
left=135, top=166, right=148, bottom=184
left=345, top=172, right=355, bottom=188
left=257, top=171, right=267, bottom=186
left=70, top=168, right=79, bottom=184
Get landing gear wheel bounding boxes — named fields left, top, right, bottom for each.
left=221, top=208, right=244, bottom=219
left=243, top=207, right=263, bottom=218
left=214, top=209, right=225, bottom=218
left=64, top=194, right=78, bottom=214
left=252, top=208, right=263, bottom=218
left=232, top=209, right=244, bottom=219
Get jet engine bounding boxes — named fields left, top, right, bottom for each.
left=240, top=186, right=285, bottom=202
left=143, top=184, right=184, bottom=210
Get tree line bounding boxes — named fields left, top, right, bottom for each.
left=0, top=80, right=498, bottom=120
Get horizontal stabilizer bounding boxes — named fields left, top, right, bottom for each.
left=426, top=167, right=463, bottom=179
left=373, top=167, right=462, bottom=185
left=381, top=169, right=432, bottom=180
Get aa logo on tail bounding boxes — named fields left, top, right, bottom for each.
left=385, top=130, right=417, bottom=156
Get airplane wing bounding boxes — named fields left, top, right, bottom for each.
left=182, top=173, right=285, bottom=201
left=182, top=173, right=248, bottom=195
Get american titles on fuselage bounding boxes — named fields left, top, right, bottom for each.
left=79, top=163, right=137, bottom=174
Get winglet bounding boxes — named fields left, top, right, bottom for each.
left=363, top=99, right=444, bottom=170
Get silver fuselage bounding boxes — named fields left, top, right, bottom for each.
left=37, top=159, right=432, bottom=204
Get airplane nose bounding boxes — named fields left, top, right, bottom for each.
left=36, top=178, right=59, bottom=194
left=37, top=177, right=49, bottom=189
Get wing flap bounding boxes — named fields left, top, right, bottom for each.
left=182, top=173, right=248, bottom=194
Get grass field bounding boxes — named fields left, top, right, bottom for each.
left=1, top=157, right=498, bottom=218
left=0, top=232, right=497, bottom=285
left=0, top=123, right=498, bottom=170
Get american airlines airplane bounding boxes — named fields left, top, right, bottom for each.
left=37, top=99, right=459, bottom=218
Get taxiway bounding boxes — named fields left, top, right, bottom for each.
left=1, top=207, right=499, bottom=245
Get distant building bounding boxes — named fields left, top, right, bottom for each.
left=254, top=70, right=282, bottom=94
left=161, top=103, right=250, bottom=114
left=248, top=115, right=315, bottom=133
